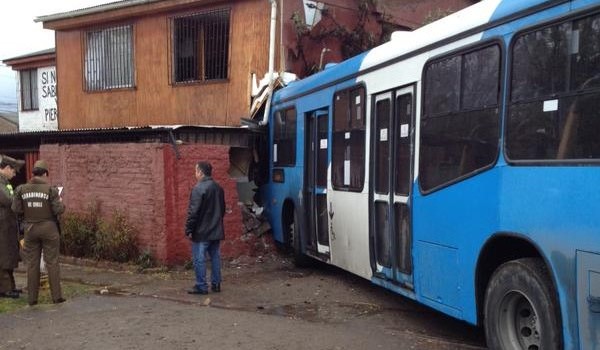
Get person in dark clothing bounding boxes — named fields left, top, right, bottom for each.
left=185, top=161, right=226, bottom=295
left=0, top=155, right=24, bottom=299
left=12, top=160, right=65, bottom=306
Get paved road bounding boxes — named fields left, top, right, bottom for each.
left=0, top=257, right=487, bottom=349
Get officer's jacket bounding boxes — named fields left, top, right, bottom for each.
left=185, top=176, right=225, bottom=242
left=0, top=174, right=19, bottom=269
left=12, top=176, right=64, bottom=223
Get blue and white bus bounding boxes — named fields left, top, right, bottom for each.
left=260, top=0, right=600, bottom=348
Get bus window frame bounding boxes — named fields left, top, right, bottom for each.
left=418, top=39, right=505, bottom=195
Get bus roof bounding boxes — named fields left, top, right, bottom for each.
left=272, top=0, right=566, bottom=105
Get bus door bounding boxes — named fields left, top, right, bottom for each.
left=304, top=109, right=330, bottom=258
left=371, top=86, right=414, bottom=288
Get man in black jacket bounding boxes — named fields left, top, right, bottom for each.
left=185, top=161, right=225, bottom=295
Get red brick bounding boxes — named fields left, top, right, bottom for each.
left=40, top=142, right=270, bottom=266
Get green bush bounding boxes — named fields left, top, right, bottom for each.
left=60, top=201, right=100, bottom=258
left=60, top=200, right=143, bottom=264
left=136, top=249, right=157, bottom=269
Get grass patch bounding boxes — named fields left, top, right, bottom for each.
left=0, top=282, right=93, bottom=314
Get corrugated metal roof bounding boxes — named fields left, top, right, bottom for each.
left=2, top=48, right=55, bottom=62
left=0, top=124, right=263, bottom=153
left=35, top=0, right=165, bottom=23
left=0, top=124, right=250, bottom=137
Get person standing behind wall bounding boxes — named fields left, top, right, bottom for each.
left=185, top=161, right=226, bottom=295
left=12, top=160, right=65, bottom=306
left=0, top=155, right=25, bottom=299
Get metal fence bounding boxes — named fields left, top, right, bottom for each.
left=172, top=8, right=230, bottom=83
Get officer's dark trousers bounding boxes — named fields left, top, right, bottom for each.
left=23, top=221, right=62, bottom=304
left=0, top=269, right=16, bottom=293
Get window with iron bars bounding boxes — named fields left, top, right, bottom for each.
left=172, top=8, right=230, bottom=83
left=20, top=69, right=38, bottom=111
left=84, top=24, right=134, bottom=91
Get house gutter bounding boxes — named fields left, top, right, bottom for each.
left=259, top=0, right=278, bottom=126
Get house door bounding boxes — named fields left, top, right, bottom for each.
left=370, top=86, right=415, bottom=287
left=304, top=109, right=330, bottom=257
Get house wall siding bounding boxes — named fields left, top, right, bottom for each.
left=40, top=142, right=269, bottom=265
left=55, top=0, right=270, bottom=130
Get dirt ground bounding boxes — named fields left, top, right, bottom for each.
left=0, top=255, right=487, bottom=349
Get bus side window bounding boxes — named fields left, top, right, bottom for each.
left=273, top=108, right=297, bottom=167
left=507, top=13, right=600, bottom=161
left=420, top=44, right=501, bottom=192
left=332, top=86, right=366, bottom=192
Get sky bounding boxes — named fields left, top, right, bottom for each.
left=0, top=0, right=117, bottom=113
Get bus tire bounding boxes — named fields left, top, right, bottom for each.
left=484, top=258, right=562, bottom=350
left=289, top=210, right=312, bottom=267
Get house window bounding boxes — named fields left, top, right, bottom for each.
left=172, top=8, right=230, bottom=83
left=84, top=24, right=134, bottom=91
left=20, top=69, right=38, bottom=111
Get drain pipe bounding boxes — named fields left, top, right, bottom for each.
left=259, top=0, right=278, bottom=126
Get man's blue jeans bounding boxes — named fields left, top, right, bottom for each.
left=191, top=240, right=221, bottom=292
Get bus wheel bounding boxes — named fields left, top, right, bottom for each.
left=288, top=210, right=312, bottom=267
left=484, top=258, right=562, bottom=350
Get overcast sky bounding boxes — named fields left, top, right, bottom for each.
left=0, top=0, right=116, bottom=112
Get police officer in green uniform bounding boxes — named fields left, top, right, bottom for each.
left=0, top=155, right=24, bottom=299
left=12, top=160, right=65, bottom=306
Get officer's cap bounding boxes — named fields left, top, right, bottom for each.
left=0, top=154, right=25, bottom=172
left=34, top=160, right=49, bottom=171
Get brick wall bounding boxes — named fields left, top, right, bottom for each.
left=163, top=144, right=243, bottom=265
left=41, top=143, right=168, bottom=260
left=40, top=142, right=271, bottom=266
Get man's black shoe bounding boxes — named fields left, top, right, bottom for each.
left=28, top=301, right=37, bottom=306
left=53, top=298, right=66, bottom=304
left=0, top=291, right=20, bottom=299
left=211, top=283, right=221, bottom=293
left=12, top=288, right=23, bottom=293
left=187, top=287, right=208, bottom=295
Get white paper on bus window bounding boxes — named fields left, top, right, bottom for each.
left=273, top=144, right=278, bottom=163
left=344, top=160, right=350, bottom=186
left=320, top=139, right=327, bottom=149
left=345, top=132, right=351, bottom=139
left=400, top=124, right=409, bottom=138
left=570, top=29, right=580, bottom=55
left=543, top=99, right=558, bottom=112
left=380, top=128, right=388, bottom=141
